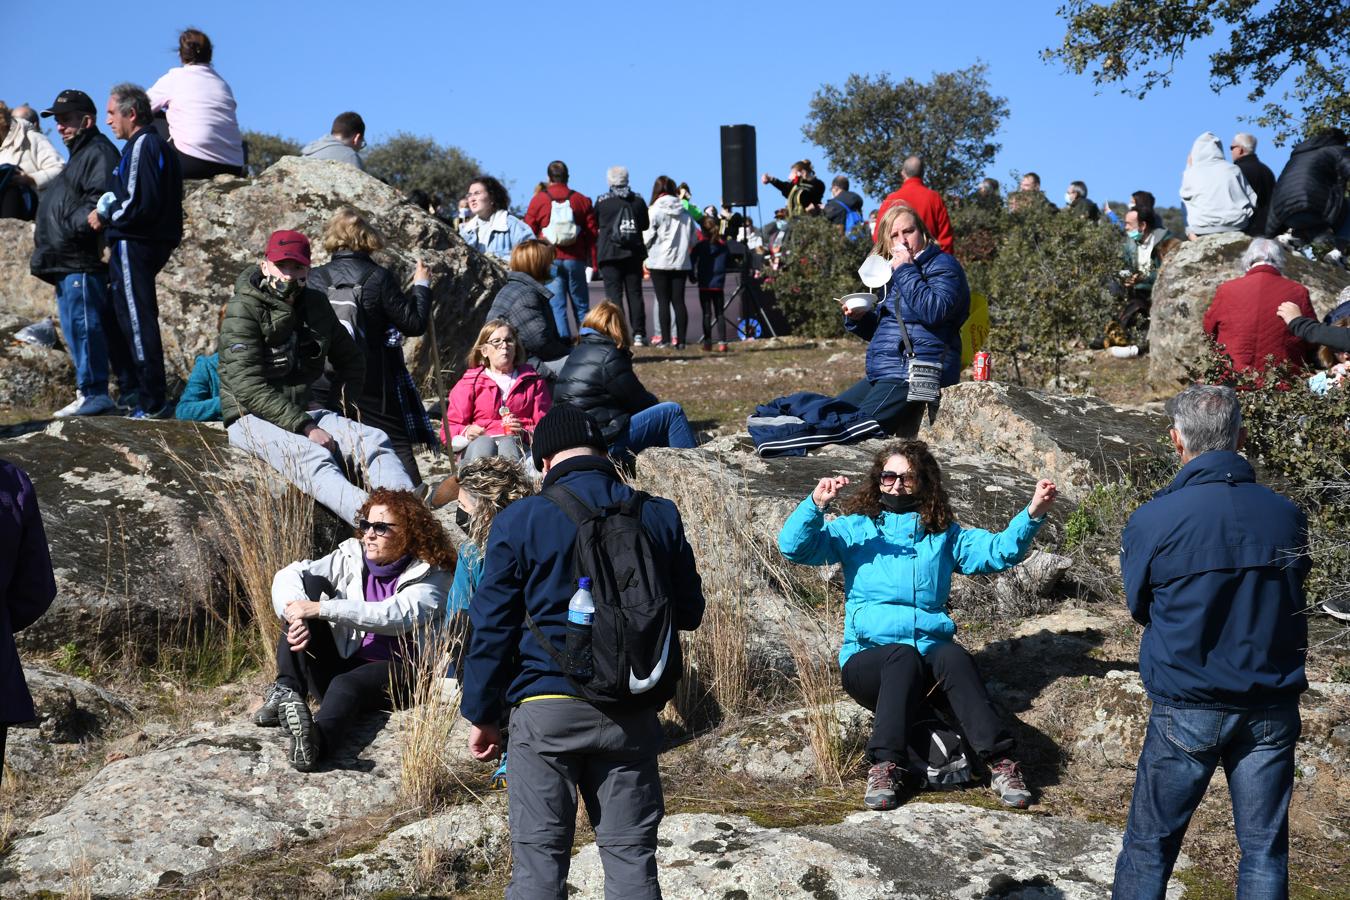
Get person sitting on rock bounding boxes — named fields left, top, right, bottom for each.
left=778, top=440, right=1058, bottom=811
left=301, top=112, right=366, bottom=170
left=146, top=28, right=246, bottom=179
left=0, top=100, right=64, bottom=220
left=220, top=229, right=417, bottom=525
left=443, top=321, right=551, bottom=464
left=1104, top=196, right=1181, bottom=345
left=1277, top=302, right=1350, bottom=395
left=1179, top=131, right=1257, bottom=238
left=1203, top=237, right=1315, bottom=375
left=1264, top=126, right=1350, bottom=264
left=553, top=301, right=698, bottom=457
left=485, top=239, right=571, bottom=379
left=175, top=350, right=220, bottom=421
left=254, top=488, right=453, bottom=771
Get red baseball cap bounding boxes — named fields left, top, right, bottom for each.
left=265, top=230, right=311, bottom=265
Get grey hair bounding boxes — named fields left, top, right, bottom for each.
left=1069, top=180, right=1088, bottom=197
left=607, top=165, right=629, bottom=188
left=1233, top=132, right=1257, bottom=153
left=902, top=155, right=924, bottom=178
left=456, top=456, right=535, bottom=549
left=1241, top=237, right=1285, bottom=271
left=110, top=83, right=152, bottom=124
left=1166, top=384, right=1242, bottom=455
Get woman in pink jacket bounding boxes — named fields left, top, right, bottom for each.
left=444, top=321, right=551, bottom=463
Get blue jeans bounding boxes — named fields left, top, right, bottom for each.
left=547, top=258, right=589, bottom=338
left=1113, top=701, right=1301, bottom=900
left=55, top=272, right=113, bottom=397
left=611, top=402, right=697, bottom=456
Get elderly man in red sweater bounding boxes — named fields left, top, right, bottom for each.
left=1203, top=237, right=1316, bottom=374
left=874, top=155, right=954, bottom=254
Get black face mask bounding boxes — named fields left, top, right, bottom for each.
left=455, top=506, right=471, bottom=531
left=878, top=492, right=921, bottom=514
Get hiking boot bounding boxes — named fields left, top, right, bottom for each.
left=253, top=682, right=298, bottom=728
left=632, top=334, right=646, bottom=348
left=863, top=760, right=900, bottom=811
left=990, top=758, right=1031, bottom=808
left=54, top=392, right=115, bottom=418
left=429, top=476, right=459, bottom=509
left=280, top=696, right=322, bottom=772
left=1321, top=598, right=1350, bottom=622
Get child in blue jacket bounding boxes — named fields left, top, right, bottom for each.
left=689, top=216, right=730, bottom=351
left=174, top=353, right=220, bottom=421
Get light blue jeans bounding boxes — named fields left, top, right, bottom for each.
left=54, top=272, right=111, bottom=397
left=547, top=259, right=589, bottom=338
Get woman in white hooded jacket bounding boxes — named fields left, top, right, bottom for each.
left=644, top=175, right=696, bottom=349
left=0, top=103, right=63, bottom=220
left=256, top=488, right=454, bottom=771
left=1180, top=132, right=1258, bottom=237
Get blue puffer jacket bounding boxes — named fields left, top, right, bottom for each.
left=779, top=497, right=1042, bottom=666
left=461, top=455, right=706, bottom=724
left=845, top=242, right=970, bottom=386
left=1122, top=451, right=1309, bottom=710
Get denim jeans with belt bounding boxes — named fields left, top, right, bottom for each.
left=1113, top=700, right=1301, bottom=900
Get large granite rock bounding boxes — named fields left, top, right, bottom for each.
left=3, top=667, right=134, bottom=775
left=706, top=700, right=872, bottom=782
left=567, top=807, right=1187, bottom=899
left=0, top=317, right=72, bottom=415
left=0, top=715, right=406, bottom=897
left=1148, top=232, right=1350, bottom=387
left=0, top=219, right=49, bottom=322
left=0, top=418, right=245, bottom=654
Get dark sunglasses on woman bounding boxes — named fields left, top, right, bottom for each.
left=357, top=519, right=397, bottom=537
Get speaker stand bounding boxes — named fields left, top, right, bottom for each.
left=724, top=205, right=778, bottom=340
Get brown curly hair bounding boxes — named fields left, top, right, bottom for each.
left=839, top=440, right=954, bottom=534
left=356, top=489, right=456, bottom=570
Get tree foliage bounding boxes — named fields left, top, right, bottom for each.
left=364, top=133, right=483, bottom=204
left=802, top=64, right=1008, bottom=198
left=1046, top=0, right=1350, bottom=143
left=762, top=217, right=874, bottom=337
left=241, top=131, right=300, bottom=177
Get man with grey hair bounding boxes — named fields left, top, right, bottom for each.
left=1231, top=132, right=1276, bottom=235
left=90, top=82, right=182, bottom=418
left=1202, top=236, right=1315, bottom=373
left=594, top=165, right=650, bottom=343
left=1114, top=384, right=1309, bottom=899
left=1063, top=180, right=1099, bottom=221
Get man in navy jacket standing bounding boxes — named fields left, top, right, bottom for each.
left=1113, top=384, right=1309, bottom=899
left=463, top=404, right=704, bottom=899
left=91, top=83, right=183, bottom=419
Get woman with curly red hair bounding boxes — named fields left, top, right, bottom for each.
left=254, top=488, right=454, bottom=771
left=778, top=440, right=1058, bottom=811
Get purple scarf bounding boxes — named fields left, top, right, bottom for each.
left=357, top=553, right=413, bottom=662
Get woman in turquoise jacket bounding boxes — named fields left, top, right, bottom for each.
left=778, top=440, right=1058, bottom=812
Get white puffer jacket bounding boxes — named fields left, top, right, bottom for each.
left=643, top=194, right=695, bottom=270
left=0, top=121, right=65, bottom=191
left=271, top=538, right=451, bottom=659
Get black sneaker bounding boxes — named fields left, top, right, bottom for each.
left=1321, top=598, right=1350, bottom=621
left=280, top=696, right=322, bottom=771
left=253, top=682, right=298, bottom=728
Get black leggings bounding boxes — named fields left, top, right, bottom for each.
left=599, top=258, right=645, bottom=336
left=841, top=641, right=1012, bottom=765
left=649, top=269, right=688, bottom=346
left=274, top=573, right=416, bottom=746
left=699, top=289, right=726, bottom=344
left=178, top=150, right=245, bottom=180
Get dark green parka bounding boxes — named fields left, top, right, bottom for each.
left=219, top=265, right=365, bottom=432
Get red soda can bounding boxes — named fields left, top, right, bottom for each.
left=972, top=351, right=991, bottom=382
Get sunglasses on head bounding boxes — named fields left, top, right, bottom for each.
left=357, top=519, right=397, bottom=537
left=879, top=470, right=917, bottom=487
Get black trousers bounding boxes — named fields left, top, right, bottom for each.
left=108, top=239, right=174, bottom=411
left=841, top=641, right=1012, bottom=766
left=698, top=289, right=727, bottom=344
left=599, top=258, right=645, bottom=336
left=177, top=150, right=245, bottom=180
left=835, top=377, right=929, bottom=438
left=649, top=269, right=688, bottom=346
left=274, top=573, right=416, bottom=746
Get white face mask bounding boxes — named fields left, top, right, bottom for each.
left=1064, top=193, right=1076, bottom=205
left=858, top=254, right=893, bottom=289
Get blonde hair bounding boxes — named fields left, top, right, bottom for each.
left=322, top=206, right=385, bottom=254
left=509, top=239, right=555, bottom=283
left=580, top=301, right=631, bottom=351
left=457, top=456, right=536, bottom=549
left=467, top=319, right=526, bottom=368
left=872, top=203, right=932, bottom=259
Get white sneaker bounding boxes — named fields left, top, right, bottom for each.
left=53, top=393, right=115, bottom=418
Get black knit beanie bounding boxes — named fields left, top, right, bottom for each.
left=531, top=404, right=608, bottom=469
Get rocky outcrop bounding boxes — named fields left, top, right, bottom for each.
left=1148, top=232, right=1350, bottom=386
left=706, top=701, right=872, bottom=782
left=566, top=806, right=1187, bottom=899
left=0, top=318, right=72, bottom=414
left=0, top=219, right=49, bottom=322
left=3, top=668, right=134, bottom=775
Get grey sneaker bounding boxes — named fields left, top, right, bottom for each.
left=253, top=682, right=298, bottom=727
left=864, top=761, right=900, bottom=811
left=1321, top=597, right=1350, bottom=622
left=990, top=758, right=1031, bottom=808
left=53, top=392, right=115, bottom=418
left=280, top=696, right=321, bottom=772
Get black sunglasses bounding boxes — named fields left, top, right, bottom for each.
left=357, top=519, right=398, bottom=537
left=879, top=470, right=917, bottom=486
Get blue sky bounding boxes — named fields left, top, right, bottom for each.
left=7, top=1, right=1294, bottom=222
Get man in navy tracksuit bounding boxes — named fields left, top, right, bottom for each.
left=1113, top=384, right=1309, bottom=899
left=462, top=404, right=705, bottom=899
left=91, top=83, right=182, bottom=418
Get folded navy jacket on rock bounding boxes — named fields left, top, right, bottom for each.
left=748, top=391, right=884, bottom=458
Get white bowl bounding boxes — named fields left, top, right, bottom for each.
left=839, top=292, right=876, bottom=313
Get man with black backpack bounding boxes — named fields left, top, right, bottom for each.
left=594, top=165, right=651, bottom=346
left=463, top=403, right=705, bottom=900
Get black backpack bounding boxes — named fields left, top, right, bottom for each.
left=523, top=483, right=682, bottom=710
left=608, top=199, right=644, bottom=252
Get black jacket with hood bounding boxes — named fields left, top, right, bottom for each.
left=1265, top=133, right=1350, bottom=237
left=30, top=128, right=120, bottom=282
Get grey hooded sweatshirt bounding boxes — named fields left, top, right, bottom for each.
left=1180, top=132, right=1256, bottom=235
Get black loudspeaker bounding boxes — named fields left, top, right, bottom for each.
left=720, top=124, right=758, bottom=208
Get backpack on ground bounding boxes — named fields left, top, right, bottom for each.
left=609, top=200, right=643, bottom=252
left=905, top=714, right=977, bottom=791
left=524, top=483, right=682, bottom=710
left=542, top=192, right=580, bottom=247
left=326, top=270, right=377, bottom=345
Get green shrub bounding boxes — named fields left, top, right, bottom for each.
left=241, top=130, right=300, bottom=177
left=762, top=216, right=874, bottom=337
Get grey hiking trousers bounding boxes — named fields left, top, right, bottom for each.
left=506, top=698, right=665, bottom=900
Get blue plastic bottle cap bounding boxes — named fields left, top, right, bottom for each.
left=578, top=577, right=592, bottom=589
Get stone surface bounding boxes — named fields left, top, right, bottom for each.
left=1073, top=669, right=1151, bottom=769
left=566, top=806, right=1187, bottom=899
left=1148, top=232, right=1350, bottom=387
left=0, top=715, right=406, bottom=897
left=3, top=667, right=135, bottom=776
left=0, top=219, right=49, bottom=322
left=707, top=701, right=872, bottom=781
left=0, top=323, right=72, bottom=415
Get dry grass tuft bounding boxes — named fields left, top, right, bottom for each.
left=783, top=603, right=858, bottom=786
left=399, top=619, right=470, bottom=810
